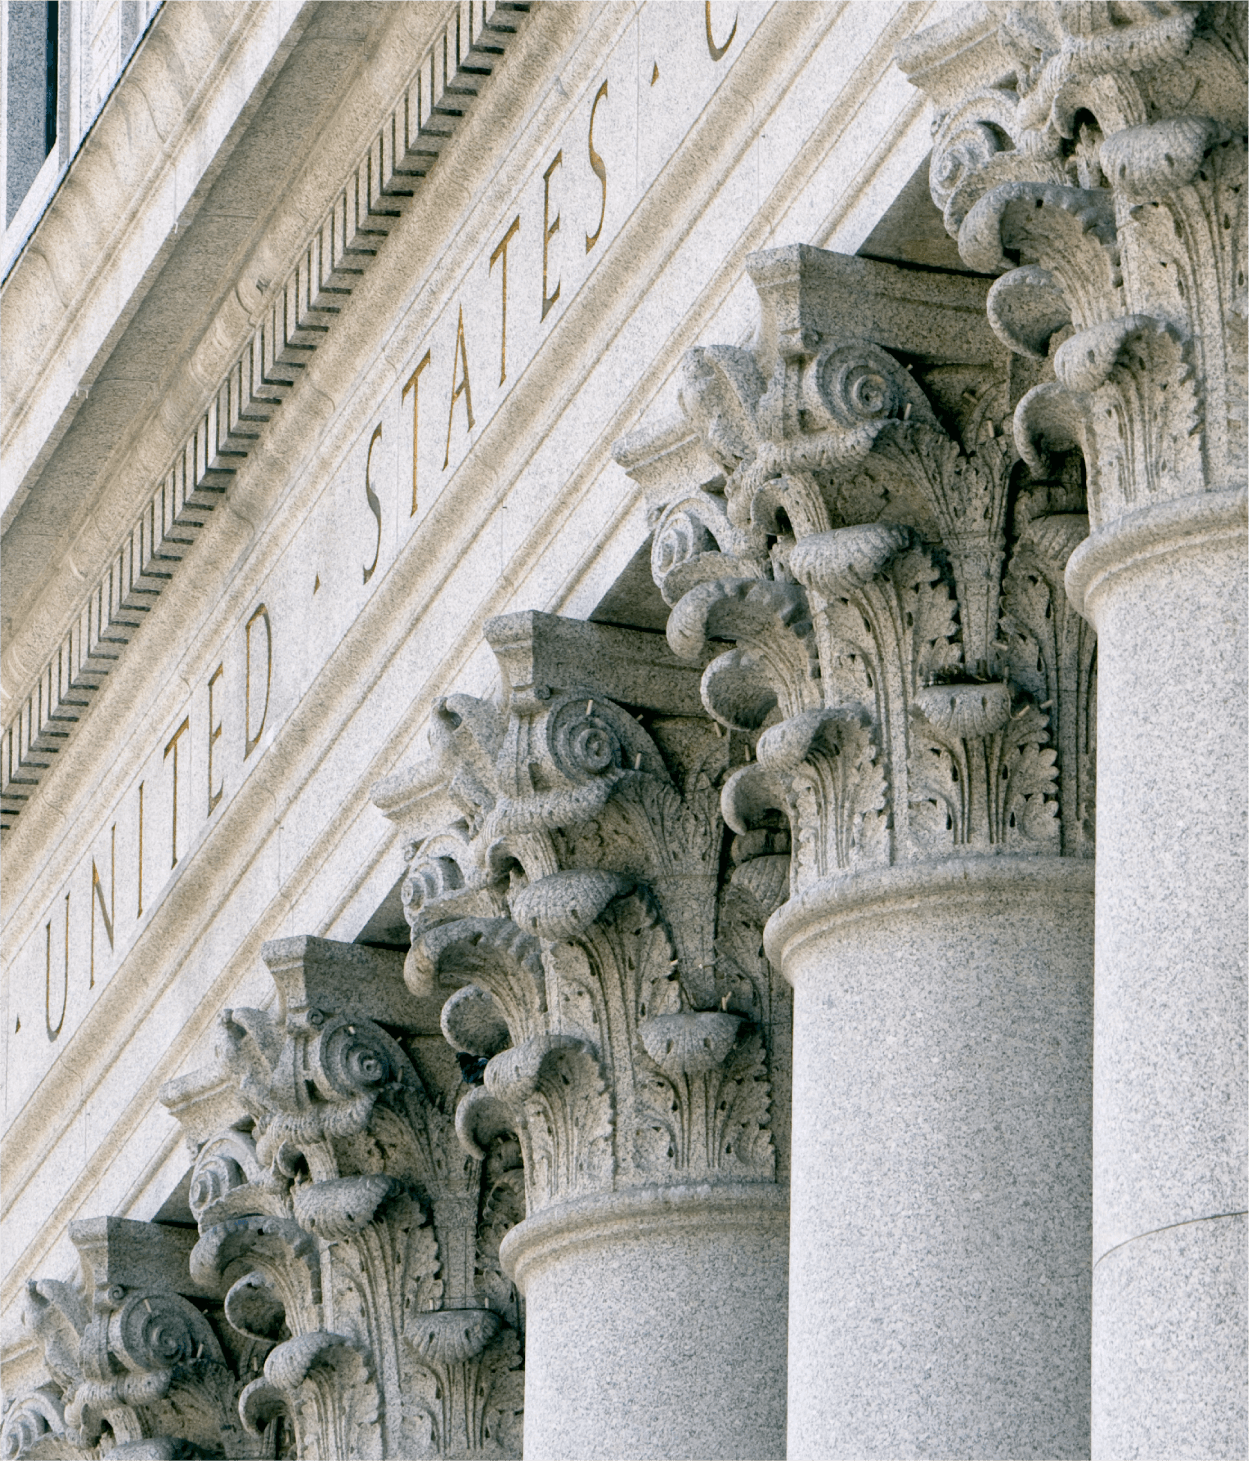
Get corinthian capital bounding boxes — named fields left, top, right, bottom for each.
left=3, top=1219, right=250, bottom=1461
left=898, top=2, right=1247, bottom=523
left=371, top=612, right=784, bottom=1220
left=614, top=247, right=1096, bottom=909
left=150, top=937, right=524, bottom=1460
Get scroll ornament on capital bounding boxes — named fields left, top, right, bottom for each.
left=372, top=621, right=783, bottom=1224
left=899, top=0, right=1247, bottom=524
left=3, top=939, right=526, bottom=1461
left=2, top=1237, right=253, bottom=1461
left=619, top=254, right=1096, bottom=911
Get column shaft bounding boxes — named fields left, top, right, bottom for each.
left=501, top=1185, right=789, bottom=1461
left=769, top=857, right=1094, bottom=1460
left=1070, top=492, right=1249, bottom=1458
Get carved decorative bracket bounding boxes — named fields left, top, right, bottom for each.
left=898, top=1, right=1247, bottom=527
left=614, top=247, right=1096, bottom=910
left=371, top=613, right=787, bottom=1222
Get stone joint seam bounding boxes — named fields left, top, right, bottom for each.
left=1094, top=1210, right=1249, bottom=1273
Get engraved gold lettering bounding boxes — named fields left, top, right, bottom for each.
left=585, top=82, right=608, bottom=253
left=705, top=1, right=737, bottom=61
left=401, top=351, right=431, bottom=514
left=164, top=717, right=191, bottom=869
left=244, top=605, right=272, bottom=760
left=363, top=423, right=383, bottom=584
left=541, top=150, right=563, bottom=321
left=489, top=216, right=521, bottom=384
left=46, top=896, right=68, bottom=1041
left=90, top=825, right=115, bottom=989
left=207, top=663, right=224, bottom=815
left=443, top=305, right=476, bottom=469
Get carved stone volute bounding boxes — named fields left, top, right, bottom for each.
left=162, top=937, right=525, bottom=1460
left=898, top=2, right=1248, bottom=527
left=371, top=613, right=786, bottom=1223
left=614, top=248, right=1096, bottom=911
left=2, top=1220, right=258, bottom=1461
left=5, top=939, right=526, bottom=1461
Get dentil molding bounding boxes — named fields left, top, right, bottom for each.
left=0, top=2, right=532, bottom=836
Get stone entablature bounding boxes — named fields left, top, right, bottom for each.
left=618, top=245, right=1096, bottom=905
left=4, top=10, right=929, bottom=1372
left=0, top=2, right=534, bottom=834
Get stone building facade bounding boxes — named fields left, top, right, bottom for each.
left=1, top=3, right=1244, bottom=1459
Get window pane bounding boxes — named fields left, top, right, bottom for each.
left=5, top=1, right=58, bottom=225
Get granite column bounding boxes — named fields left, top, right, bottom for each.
left=768, top=857, right=1092, bottom=1459
left=1069, top=494, right=1247, bottom=1456
left=375, top=612, right=793, bottom=1460
left=622, top=245, right=1099, bottom=1456
left=898, top=5, right=1249, bottom=1445
left=502, top=1184, right=787, bottom=1459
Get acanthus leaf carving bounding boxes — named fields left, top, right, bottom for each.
left=120, top=937, right=530, bottom=1459
left=5, top=1230, right=262, bottom=1461
left=614, top=243, right=1095, bottom=906
left=1000, top=512, right=1097, bottom=856
left=373, top=612, right=785, bottom=1230
left=901, top=0, right=1247, bottom=514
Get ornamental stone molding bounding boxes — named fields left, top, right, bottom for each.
left=5, top=939, right=526, bottom=1460
left=0, top=1, right=533, bottom=835
left=618, top=244, right=1096, bottom=898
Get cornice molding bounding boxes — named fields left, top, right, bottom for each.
left=0, top=1, right=288, bottom=504
left=0, top=1, right=532, bottom=835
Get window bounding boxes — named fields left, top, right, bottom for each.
left=5, top=1, right=58, bottom=225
